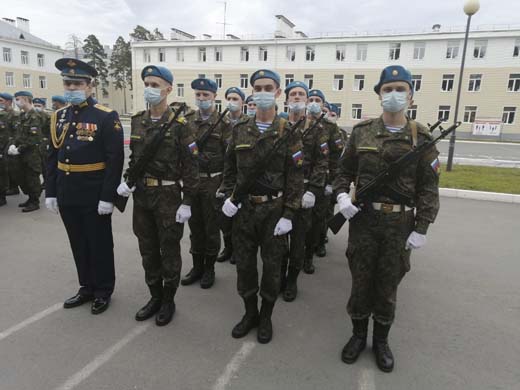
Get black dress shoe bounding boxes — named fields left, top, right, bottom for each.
left=91, top=297, right=110, bottom=315
left=63, top=293, right=93, bottom=309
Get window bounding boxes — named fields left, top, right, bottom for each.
left=438, top=105, right=451, bottom=122
left=441, top=74, right=455, bottom=92
left=389, top=43, right=401, bottom=60
left=353, top=75, right=365, bottom=91
left=176, top=48, right=184, bottom=62
left=37, top=53, right=44, bottom=67
left=3, top=48, right=11, bottom=62
left=214, top=74, right=222, bottom=88
left=5, top=72, right=14, bottom=87
left=356, top=44, right=367, bottom=61
left=199, top=47, right=207, bottom=62
left=463, top=106, right=477, bottom=123
left=352, top=104, right=362, bottom=120
left=334, top=103, right=342, bottom=118
left=408, top=105, right=418, bottom=120
left=143, top=49, right=151, bottom=63
left=306, top=45, right=315, bottom=61
left=502, top=107, right=516, bottom=124
left=198, top=73, right=206, bottom=79
left=514, top=39, right=520, bottom=57
left=22, top=74, right=31, bottom=88
left=412, top=75, right=422, bottom=92
left=177, top=83, right=184, bottom=97
left=473, top=40, right=487, bottom=59
left=336, top=45, right=346, bottom=61
left=240, top=74, right=248, bottom=89
left=468, top=74, right=482, bottom=92
left=507, top=74, right=520, bottom=92
left=215, top=100, right=222, bottom=113
left=304, top=74, right=314, bottom=89
left=39, top=76, right=47, bottom=89
left=283, top=103, right=289, bottom=113
left=259, top=46, right=268, bottom=61
left=215, top=47, right=223, bottom=62
left=286, top=46, right=295, bottom=62
left=446, top=41, right=460, bottom=59
left=21, top=50, right=29, bottom=65
left=240, top=47, right=249, bottom=62
left=285, top=74, right=294, bottom=87
left=333, top=75, right=344, bottom=91
left=158, top=48, right=165, bottom=62
left=413, top=42, right=425, bottom=60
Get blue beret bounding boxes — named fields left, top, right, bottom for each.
left=250, top=69, right=280, bottom=87
left=33, top=98, right=46, bottom=105
left=191, top=78, right=218, bottom=93
left=329, top=104, right=340, bottom=116
left=141, top=65, right=173, bottom=85
left=374, top=65, right=413, bottom=94
left=0, top=92, right=13, bottom=101
left=225, top=87, right=245, bottom=101
left=52, top=95, right=67, bottom=104
left=14, top=91, right=33, bottom=98
left=55, top=58, right=98, bottom=79
left=323, top=102, right=331, bottom=110
left=278, top=112, right=289, bottom=120
left=309, top=89, right=326, bottom=102
left=245, top=95, right=254, bottom=104
left=284, top=81, right=309, bottom=96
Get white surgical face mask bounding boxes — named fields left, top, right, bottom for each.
left=327, top=115, right=338, bottom=123
left=288, top=101, right=306, bottom=112
left=196, top=99, right=213, bottom=111
left=144, top=87, right=164, bottom=106
left=15, top=100, right=24, bottom=109
left=226, top=101, right=241, bottom=113
left=253, top=92, right=276, bottom=111
left=307, top=102, right=322, bottom=115
left=246, top=108, right=256, bottom=117
left=381, top=91, right=409, bottom=113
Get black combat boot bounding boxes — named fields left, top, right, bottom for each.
left=315, top=244, right=326, bottom=258
left=155, top=285, right=176, bottom=326
left=135, top=283, right=163, bottom=321
left=18, top=198, right=30, bottom=207
left=303, top=256, right=315, bottom=274
left=200, top=255, right=217, bottom=289
left=231, top=295, right=259, bottom=338
left=372, top=320, right=394, bottom=372
left=279, top=255, right=289, bottom=294
left=217, top=235, right=233, bottom=263
left=282, top=267, right=300, bottom=302
left=0, top=196, right=6, bottom=207
left=181, top=254, right=204, bottom=286
left=341, top=318, right=368, bottom=364
left=257, top=299, right=275, bottom=344
left=22, top=197, right=40, bottom=212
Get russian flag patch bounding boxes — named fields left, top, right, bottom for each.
left=335, top=138, right=344, bottom=149
left=320, top=142, right=329, bottom=155
left=292, top=150, right=303, bottom=167
left=430, top=158, right=440, bottom=175
left=188, top=141, right=199, bottom=156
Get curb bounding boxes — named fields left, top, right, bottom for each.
left=440, top=188, right=520, bottom=204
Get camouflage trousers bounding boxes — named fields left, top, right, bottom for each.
left=287, top=208, right=312, bottom=270
left=0, top=155, right=7, bottom=195
left=232, top=197, right=287, bottom=303
left=12, top=148, right=41, bottom=199
left=132, top=184, right=184, bottom=289
left=39, top=140, right=48, bottom=184
left=306, top=189, right=329, bottom=254
left=346, top=208, right=414, bottom=325
left=188, top=175, right=222, bottom=257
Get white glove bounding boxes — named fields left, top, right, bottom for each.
left=222, top=197, right=239, bottom=217
left=7, top=145, right=20, bottom=156
left=117, top=182, right=135, bottom=197
left=215, top=189, right=226, bottom=199
left=175, top=204, right=191, bottom=223
left=273, top=217, right=293, bottom=236
left=98, top=201, right=114, bottom=215
left=45, top=197, right=59, bottom=214
left=301, top=191, right=316, bottom=209
left=405, top=231, right=427, bottom=250
left=337, top=192, right=359, bottom=220
left=324, top=185, right=333, bottom=196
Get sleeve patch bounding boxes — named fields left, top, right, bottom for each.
left=430, top=158, right=441, bottom=175
left=320, top=142, right=329, bottom=155
left=188, top=141, right=199, bottom=156
left=335, top=138, right=344, bottom=149
left=292, top=150, right=303, bottom=167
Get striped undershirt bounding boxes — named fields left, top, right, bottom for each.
left=385, top=125, right=403, bottom=133
left=256, top=121, right=271, bottom=133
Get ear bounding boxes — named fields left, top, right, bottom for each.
left=274, top=87, right=282, bottom=99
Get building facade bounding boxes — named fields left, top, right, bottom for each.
left=132, top=17, right=520, bottom=141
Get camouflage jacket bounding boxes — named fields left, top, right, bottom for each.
left=297, top=117, right=329, bottom=194
left=321, top=118, right=345, bottom=186
left=12, top=109, right=43, bottom=154
left=0, top=110, right=12, bottom=152
left=128, top=104, right=199, bottom=205
left=334, top=116, right=440, bottom=234
left=222, top=116, right=304, bottom=220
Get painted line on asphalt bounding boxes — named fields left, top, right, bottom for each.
left=54, top=323, right=151, bottom=390
left=0, top=303, right=62, bottom=342
left=358, top=368, right=376, bottom=390
left=212, top=341, right=256, bottom=390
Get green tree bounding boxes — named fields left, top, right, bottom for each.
left=109, top=36, right=132, bottom=113
left=152, top=28, right=164, bottom=40
left=130, top=25, right=164, bottom=41
left=82, top=34, right=109, bottom=98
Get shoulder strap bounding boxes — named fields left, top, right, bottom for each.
left=410, top=120, right=418, bottom=149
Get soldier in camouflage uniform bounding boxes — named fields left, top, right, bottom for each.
left=1, top=94, right=22, bottom=196
left=303, top=90, right=345, bottom=273
left=280, top=81, right=328, bottom=302
left=7, top=91, right=43, bottom=212
left=221, top=69, right=304, bottom=344
left=117, top=66, right=199, bottom=326
left=33, top=98, right=51, bottom=188
left=0, top=93, right=14, bottom=206
left=334, top=65, right=440, bottom=372
left=180, top=78, right=231, bottom=289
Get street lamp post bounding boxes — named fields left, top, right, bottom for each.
left=446, top=0, right=480, bottom=171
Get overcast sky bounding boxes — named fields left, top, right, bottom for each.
left=3, top=0, right=519, bottom=48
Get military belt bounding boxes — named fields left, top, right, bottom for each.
left=143, top=177, right=177, bottom=187
left=58, top=161, right=106, bottom=173
left=249, top=191, right=283, bottom=204
left=372, top=202, right=413, bottom=213
left=199, top=171, right=222, bottom=178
